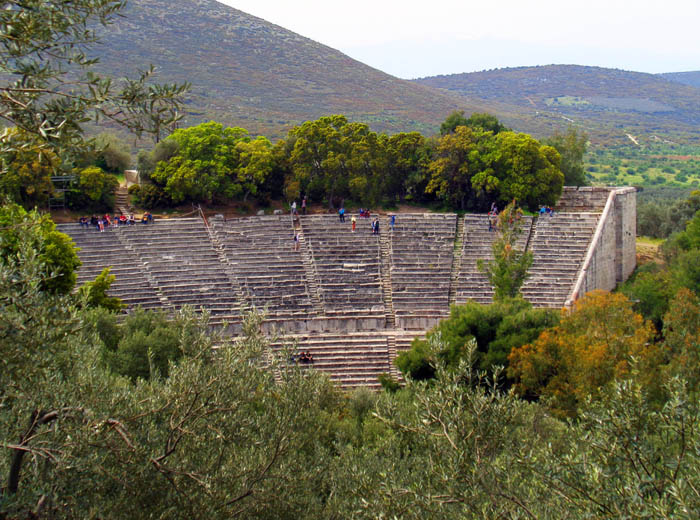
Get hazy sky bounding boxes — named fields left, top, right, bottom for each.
left=218, top=0, right=699, bottom=79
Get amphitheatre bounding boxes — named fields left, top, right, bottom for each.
left=59, top=186, right=637, bottom=389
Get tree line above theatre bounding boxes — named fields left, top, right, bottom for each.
left=131, top=113, right=586, bottom=212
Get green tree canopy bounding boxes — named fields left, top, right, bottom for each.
left=396, top=296, right=558, bottom=382
left=426, top=125, right=494, bottom=210
left=465, top=112, right=509, bottom=134
left=288, top=115, right=392, bottom=207
left=0, top=202, right=80, bottom=294
left=478, top=201, right=533, bottom=300
left=543, top=127, right=588, bottom=186
left=66, top=166, right=119, bottom=212
left=491, top=131, right=564, bottom=210
left=439, top=110, right=469, bottom=136
left=0, top=129, right=59, bottom=208
left=440, top=111, right=509, bottom=136
left=150, top=121, right=271, bottom=204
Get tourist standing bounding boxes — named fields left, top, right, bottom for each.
left=291, top=200, right=297, bottom=215
left=351, top=215, right=356, bottom=233
left=390, top=214, right=395, bottom=231
left=339, top=207, right=345, bottom=222
left=301, top=196, right=307, bottom=215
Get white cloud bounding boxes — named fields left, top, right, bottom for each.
left=217, top=0, right=700, bottom=77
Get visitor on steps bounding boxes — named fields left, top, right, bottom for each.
left=79, top=216, right=88, bottom=228
left=390, top=214, right=395, bottom=231
left=301, top=196, right=307, bottom=215
left=293, top=232, right=299, bottom=252
left=339, top=207, right=345, bottom=222
left=372, top=218, right=380, bottom=235
left=351, top=215, right=356, bottom=232
left=291, top=200, right=297, bottom=215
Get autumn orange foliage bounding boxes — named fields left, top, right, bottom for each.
left=664, top=288, right=700, bottom=387
left=508, top=290, right=663, bottom=418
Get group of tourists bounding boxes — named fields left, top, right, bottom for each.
left=371, top=217, right=380, bottom=235
left=291, top=351, right=314, bottom=364
left=79, top=212, right=153, bottom=231
left=291, top=196, right=308, bottom=216
left=539, top=205, right=555, bottom=217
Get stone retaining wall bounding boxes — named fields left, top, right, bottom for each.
left=556, top=186, right=613, bottom=212
left=566, top=187, right=637, bottom=304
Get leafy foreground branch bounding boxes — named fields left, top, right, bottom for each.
left=2, top=228, right=700, bottom=518
left=0, top=0, right=189, bottom=163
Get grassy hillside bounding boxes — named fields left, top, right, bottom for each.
left=584, top=143, right=700, bottom=194
left=414, top=65, right=700, bottom=145
left=90, top=0, right=525, bottom=139
left=86, top=2, right=700, bottom=146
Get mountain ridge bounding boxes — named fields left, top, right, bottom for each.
left=92, top=0, right=504, bottom=138
left=413, top=65, right=700, bottom=144
left=88, top=1, right=700, bottom=144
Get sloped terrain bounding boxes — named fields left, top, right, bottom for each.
left=414, top=65, right=700, bottom=143
left=661, top=71, right=700, bottom=88
left=90, top=0, right=507, bottom=138
left=87, top=1, right=700, bottom=144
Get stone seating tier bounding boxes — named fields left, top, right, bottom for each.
left=270, top=333, right=392, bottom=388
left=301, top=215, right=383, bottom=315
left=389, top=214, right=457, bottom=315
left=58, top=224, right=163, bottom=310
left=521, top=213, right=600, bottom=308
left=211, top=215, right=315, bottom=317
left=61, top=210, right=617, bottom=387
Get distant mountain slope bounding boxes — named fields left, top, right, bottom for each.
left=91, top=0, right=519, bottom=138
left=660, top=71, right=700, bottom=88
left=414, top=65, right=700, bottom=144
left=89, top=3, right=700, bottom=145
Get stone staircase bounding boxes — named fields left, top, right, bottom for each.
left=379, top=226, right=396, bottom=328
left=447, top=215, right=465, bottom=307
left=114, top=186, right=130, bottom=215
left=270, top=332, right=393, bottom=389
left=114, top=227, right=173, bottom=310
left=454, top=215, right=498, bottom=305
left=295, top=224, right=324, bottom=316
left=205, top=218, right=247, bottom=314
left=386, top=333, right=402, bottom=381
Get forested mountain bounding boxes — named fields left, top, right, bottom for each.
left=414, top=65, right=700, bottom=144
